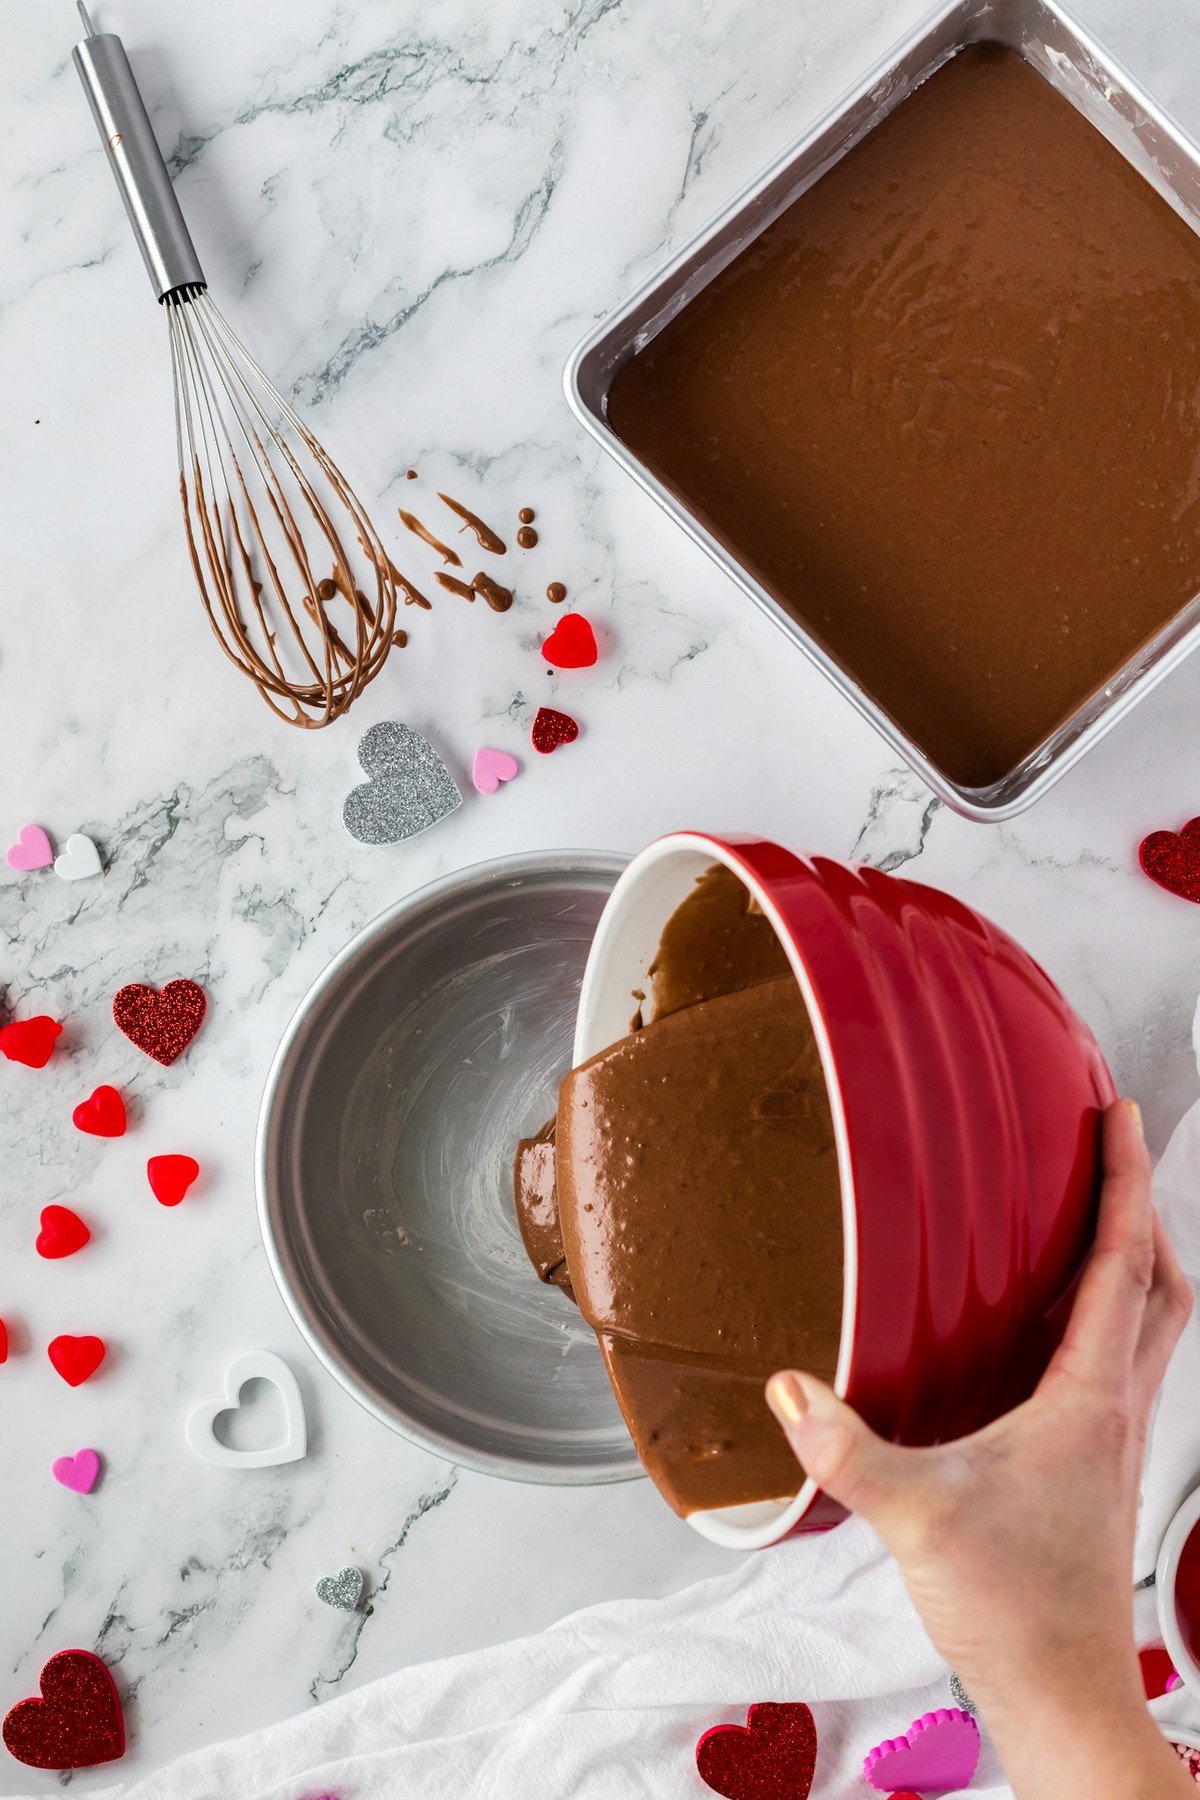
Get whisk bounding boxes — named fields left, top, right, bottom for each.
left=72, top=3, right=398, bottom=727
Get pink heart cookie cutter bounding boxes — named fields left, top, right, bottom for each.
left=6, top=825, right=54, bottom=871
left=51, top=1449, right=102, bottom=1495
left=863, top=1707, right=981, bottom=1792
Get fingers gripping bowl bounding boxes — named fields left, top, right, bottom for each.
left=569, top=834, right=1115, bottom=1548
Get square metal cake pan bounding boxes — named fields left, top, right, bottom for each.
left=565, top=0, right=1200, bottom=822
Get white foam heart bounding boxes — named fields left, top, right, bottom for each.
left=185, top=1349, right=307, bottom=1468
left=54, top=833, right=102, bottom=882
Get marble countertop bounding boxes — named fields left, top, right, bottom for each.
left=4, top=0, right=1200, bottom=1786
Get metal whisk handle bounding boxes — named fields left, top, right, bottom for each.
left=73, top=7, right=206, bottom=302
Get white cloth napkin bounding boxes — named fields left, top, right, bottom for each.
left=72, top=1011, right=1200, bottom=1799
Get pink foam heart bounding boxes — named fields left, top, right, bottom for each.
left=51, top=1449, right=101, bottom=1495
left=863, top=1708, right=980, bottom=1792
left=6, top=825, right=53, bottom=871
left=471, top=748, right=519, bottom=795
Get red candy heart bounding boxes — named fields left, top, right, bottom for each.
left=47, top=1335, right=106, bottom=1387
left=72, top=1085, right=126, bottom=1138
left=1139, top=817, right=1200, bottom=903
left=541, top=613, right=598, bottom=669
left=147, top=1154, right=200, bottom=1207
left=112, top=979, right=206, bottom=1066
left=0, top=1016, right=63, bottom=1068
left=531, top=707, right=579, bottom=754
left=696, top=1703, right=817, bottom=1800
left=0, top=1318, right=8, bottom=1363
left=2, top=1649, right=124, bottom=1770
left=36, top=1206, right=91, bottom=1260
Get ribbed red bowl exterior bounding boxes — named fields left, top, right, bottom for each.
left=708, top=837, right=1115, bottom=1531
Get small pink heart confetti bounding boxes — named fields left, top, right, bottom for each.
left=863, top=1708, right=980, bottom=1792
left=51, top=1449, right=101, bottom=1495
left=471, top=748, right=519, bottom=795
left=6, top=825, right=53, bottom=872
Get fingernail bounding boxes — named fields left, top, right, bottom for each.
left=767, top=1372, right=809, bottom=1427
left=1128, top=1099, right=1144, bottom=1140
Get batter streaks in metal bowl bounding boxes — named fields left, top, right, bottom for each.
left=257, top=852, right=640, bottom=1484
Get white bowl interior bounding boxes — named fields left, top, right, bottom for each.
left=573, top=832, right=855, bottom=1549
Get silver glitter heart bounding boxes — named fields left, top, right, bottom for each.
left=343, top=721, right=462, bottom=845
left=315, top=1565, right=364, bottom=1612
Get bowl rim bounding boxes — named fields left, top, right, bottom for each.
left=572, top=831, right=856, bottom=1547
left=1157, top=1485, right=1200, bottom=1696
left=255, top=847, right=640, bottom=1486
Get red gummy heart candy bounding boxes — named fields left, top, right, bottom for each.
left=72, top=1086, right=126, bottom=1138
left=2, top=1649, right=124, bottom=1770
left=0, top=1318, right=8, bottom=1363
left=36, top=1206, right=91, bottom=1260
left=47, top=1335, right=106, bottom=1387
left=696, top=1703, right=817, bottom=1800
left=147, top=1154, right=200, bottom=1207
left=0, top=1016, right=63, bottom=1069
left=1139, top=817, right=1200, bottom=903
left=541, top=613, right=597, bottom=669
left=531, top=707, right=579, bottom=754
left=112, top=979, right=206, bottom=1066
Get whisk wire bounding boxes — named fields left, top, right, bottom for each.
left=168, top=289, right=396, bottom=726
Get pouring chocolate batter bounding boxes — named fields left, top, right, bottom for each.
left=608, top=44, right=1200, bottom=789
left=514, top=866, right=843, bottom=1516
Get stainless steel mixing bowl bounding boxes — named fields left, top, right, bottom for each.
left=256, top=851, right=640, bottom=1484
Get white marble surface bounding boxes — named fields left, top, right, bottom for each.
left=4, top=0, right=1200, bottom=1787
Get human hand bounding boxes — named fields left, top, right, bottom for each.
left=767, top=1100, right=1194, bottom=1798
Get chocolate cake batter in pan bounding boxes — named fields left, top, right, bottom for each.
left=567, top=0, right=1200, bottom=818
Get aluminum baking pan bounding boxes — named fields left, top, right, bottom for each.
left=565, top=0, right=1200, bottom=822
left=256, top=851, right=641, bottom=1485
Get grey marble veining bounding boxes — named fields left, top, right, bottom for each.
left=3, top=0, right=1200, bottom=1788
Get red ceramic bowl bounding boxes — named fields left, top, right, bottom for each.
left=574, top=832, right=1115, bottom=1548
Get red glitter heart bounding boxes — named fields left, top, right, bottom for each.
left=2, top=1649, right=124, bottom=1770
left=696, top=1703, right=817, bottom=1800
left=0, top=1016, right=63, bottom=1068
left=72, top=1085, right=126, bottom=1138
left=112, top=979, right=206, bottom=1066
left=531, top=707, right=579, bottom=754
left=1139, top=817, right=1200, bottom=903
left=47, top=1335, right=106, bottom=1387
left=36, top=1206, right=91, bottom=1260
left=541, top=613, right=598, bottom=669
left=147, top=1154, right=200, bottom=1207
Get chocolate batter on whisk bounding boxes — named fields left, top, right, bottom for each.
left=74, top=4, right=400, bottom=727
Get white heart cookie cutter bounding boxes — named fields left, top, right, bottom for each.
left=186, top=1349, right=307, bottom=1468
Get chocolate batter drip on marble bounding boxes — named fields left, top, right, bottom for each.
left=398, top=509, right=462, bottom=567
left=438, top=493, right=507, bottom=554
left=513, top=864, right=843, bottom=1515
left=471, top=572, right=514, bottom=612
left=435, top=571, right=477, bottom=600
left=608, top=45, right=1200, bottom=789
